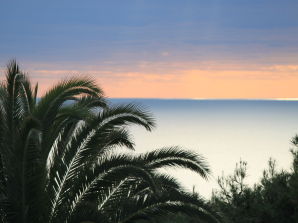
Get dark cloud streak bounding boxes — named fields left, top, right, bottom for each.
left=0, top=0, right=297, bottom=72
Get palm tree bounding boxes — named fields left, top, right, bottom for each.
left=0, top=61, right=221, bottom=223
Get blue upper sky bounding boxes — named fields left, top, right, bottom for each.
left=1, top=0, right=297, bottom=64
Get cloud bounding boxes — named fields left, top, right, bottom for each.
left=1, top=0, right=298, bottom=98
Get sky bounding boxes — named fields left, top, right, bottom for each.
left=1, top=0, right=298, bottom=98
left=120, top=99, right=298, bottom=197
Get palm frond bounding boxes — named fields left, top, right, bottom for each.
left=98, top=104, right=155, bottom=131
left=53, top=163, right=156, bottom=222
left=114, top=189, right=221, bottom=223
left=136, top=147, right=211, bottom=179
left=33, top=77, right=104, bottom=159
left=34, top=77, right=103, bottom=121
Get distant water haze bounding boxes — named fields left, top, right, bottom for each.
left=110, top=99, right=298, bottom=198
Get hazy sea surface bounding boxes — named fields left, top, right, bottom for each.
left=110, top=99, right=298, bottom=198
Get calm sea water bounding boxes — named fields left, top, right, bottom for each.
left=110, top=99, right=298, bottom=198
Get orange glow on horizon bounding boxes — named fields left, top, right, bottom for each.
left=2, top=63, right=298, bottom=99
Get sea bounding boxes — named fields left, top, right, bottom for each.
left=110, top=99, right=298, bottom=198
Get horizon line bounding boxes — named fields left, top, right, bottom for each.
left=107, top=97, right=298, bottom=101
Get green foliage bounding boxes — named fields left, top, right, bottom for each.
left=0, top=61, right=220, bottom=223
left=211, top=145, right=298, bottom=223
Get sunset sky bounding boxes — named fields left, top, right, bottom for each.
left=1, top=0, right=298, bottom=98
